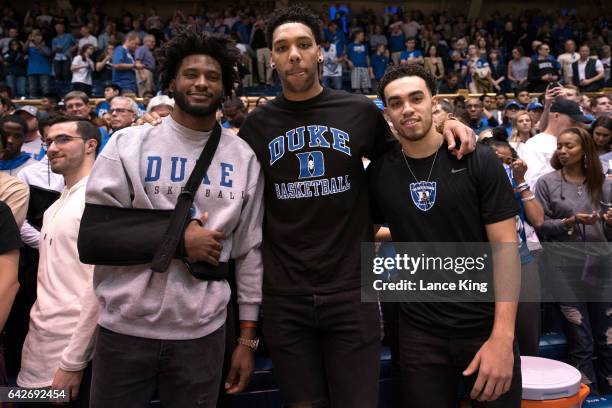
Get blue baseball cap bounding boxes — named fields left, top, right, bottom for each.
left=527, top=101, right=544, bottom=111
left=504, top=100, right=524, bottom=110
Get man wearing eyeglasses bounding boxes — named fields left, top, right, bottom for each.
left=98, top=96, right=138, bottom=151
left=465, top=96, right=499, bottom=136
left=17, top=116, right=101, bottom=405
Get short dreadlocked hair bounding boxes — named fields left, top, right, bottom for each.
left=155, top=25, right=240, bottom=97
left=378, top=64, right=438, bottom=106
left=265, top=4, right=322, bottom=48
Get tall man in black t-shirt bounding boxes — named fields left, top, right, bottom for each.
left=369, top=64, right=522, bottom=406
left=238, top=6, right=477, bottom=408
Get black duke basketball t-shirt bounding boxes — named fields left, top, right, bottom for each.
left=240, top=87, right=394, bottom=295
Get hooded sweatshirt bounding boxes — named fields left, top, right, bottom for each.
left=85, top=115, right=264, bottom=340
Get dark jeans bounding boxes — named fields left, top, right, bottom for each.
left=71, top=82, right=92, bottom=96
left=53, top=60, right=71, bottom=83
left=5, top=75, right=26, bottom=97
left=263, top=288, right=381, bottom=407
left=90, top=325, right=225, bottom=408
left=558, top=301, right=612, bottom=395
left=399, top=317, right=522, bottom=408
left=27, top=75, right=50, bottom=98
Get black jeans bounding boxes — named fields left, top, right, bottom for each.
left=263, top=288, right=381, bottom=407
left=89, top=325, right=225, bottom=408
left=399, top=316, right=522, bottom=408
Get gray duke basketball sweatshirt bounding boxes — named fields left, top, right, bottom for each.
left=85, top=116, right=264, bottom=340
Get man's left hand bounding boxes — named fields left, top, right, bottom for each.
left=51, top=368, right=84, bottom=401
left=442, top=119, right=476, bottom=159
left=463, top=335, right=514, bottom=402
left=224, top=344, right=255, bottom=394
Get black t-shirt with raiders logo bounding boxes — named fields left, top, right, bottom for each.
left=239, top=87, right=394, bottom=295
left=367, top=142, right=518, bottom=337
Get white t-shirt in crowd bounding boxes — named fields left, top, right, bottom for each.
left=522, top=132, right=557, bottom=189
left=322, top=44, right=342, bottom=77
left=71, top=55, right=94, bottom=85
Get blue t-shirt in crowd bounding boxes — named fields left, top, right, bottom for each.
left=98, top=127, right=111, bottom=152
left=347, top=43, right=368, bottom=68
left=400, top=49, right=423, bottom=62
left=51, top=34, right=76, bottom=58
left=96, top=101, right=110, bottom=117
left=370, top=52, right=388, bottom=80
left=232, top=21, right=250, bottom=44
left=27, top=45, right=51, bottom=75
left=112, top=45, right=137, bottom=93
left=388, top=33, right=406, bottom=53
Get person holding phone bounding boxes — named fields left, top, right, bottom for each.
left=533, top=127, right=612, bottom=395
left=527, top=43, right=559, bottom=92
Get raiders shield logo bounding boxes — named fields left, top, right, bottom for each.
left=410, top=181, right=437, bottom=212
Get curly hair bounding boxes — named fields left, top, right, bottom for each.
left=265, top=4, right=322, bottom=48
left=377, top=64, right=437, bottom=105
left=155, top=25, right=240, bottom=97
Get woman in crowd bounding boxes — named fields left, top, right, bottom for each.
left=489, top=48, right=507, bottom=92
left=508, top=46, right=530, bottom=90
left=509, top=110, right=536, bottom=158
left=477, top=36, right=489, bottom=58
left=25, top=29, right=51, bottom=97
left=255, top=96, right=269, bottom=107
left=591, top=116, right=612, bottom=156
left=534, top=127, right=612, bottom=395
left=95, top=43, right=114, bottom=83
left=424, top=44, right=444, bottom=84
left=70, top=44, right=95, bottom=95
left=3, top=39, right=28, bottom=97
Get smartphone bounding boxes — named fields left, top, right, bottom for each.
left=600, top=200, right=612, bottom=216
left=549, top=81, right=561, bottom=89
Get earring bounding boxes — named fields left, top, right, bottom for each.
left=318, top=57, right=323, bottom=63
left=270, top=62, right=276, bottom=69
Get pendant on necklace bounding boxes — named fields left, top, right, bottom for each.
left=577, top=186, right=583, bottom=197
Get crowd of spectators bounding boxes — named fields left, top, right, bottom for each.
left=0, top=3, right=609, bottom=98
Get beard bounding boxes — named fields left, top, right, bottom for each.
left=280, top=68, right=317, bottom=95
left=173, top=89, right=223, bottom=117
left=396, top=117, right=433, bottom=143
